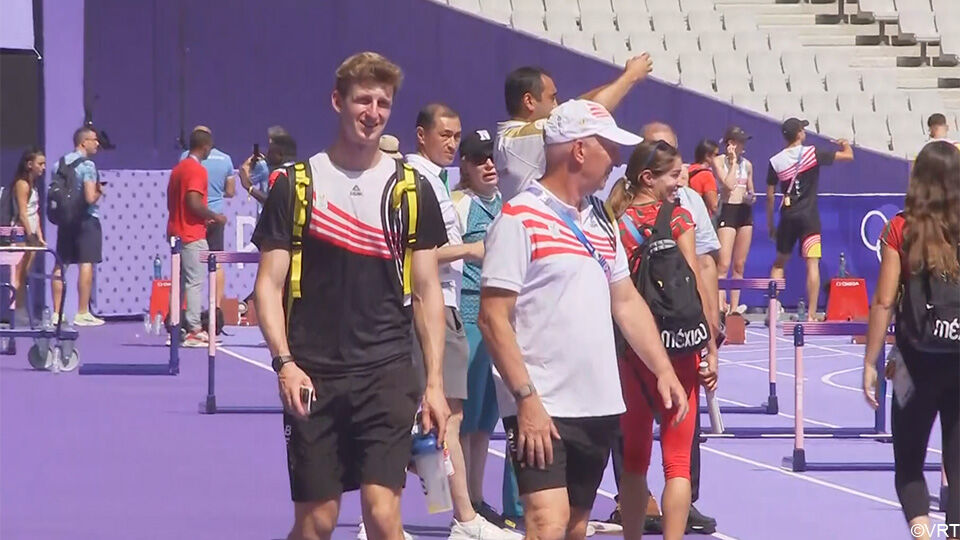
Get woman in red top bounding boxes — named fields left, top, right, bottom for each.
left=607, top=141, right=719, bottom=540
left=688, top=139, right=720, bottom=216
left=862, top=140, right=959, bottom=539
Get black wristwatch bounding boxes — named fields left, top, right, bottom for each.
left=272, top=354, right=294, bottom=373
left=512, top=382, right=537, bottom=401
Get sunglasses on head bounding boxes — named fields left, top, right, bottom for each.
left=638, top=139, right=676, bottom=172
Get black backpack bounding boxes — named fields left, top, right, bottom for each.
left=0, top=182, right=16, bottom=226
left=895, top=242, right=960, bottom=355
left=47, top=157, right=90, bottom=226
left=622, top=200, right=710, bottom=355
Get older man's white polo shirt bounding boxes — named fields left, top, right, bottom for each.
left=481, top=184, right=629, bottom=418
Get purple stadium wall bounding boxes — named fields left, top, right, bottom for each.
left=68, top=0, right=910, bottom=310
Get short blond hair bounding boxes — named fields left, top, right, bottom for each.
left=335, top=52, right=404, bottom=97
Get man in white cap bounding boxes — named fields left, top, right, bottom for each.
left=479, top=100, right=688, bottom=540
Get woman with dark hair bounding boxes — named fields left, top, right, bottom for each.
left=713, top=127, right=755, bottom=315
left=9, top=147, right=46, bottom=325
left=607, top=141, right=718, bottom=540
left=688, top=138, right=720, bottom=216
left=863, top=140, right=959, bottom=540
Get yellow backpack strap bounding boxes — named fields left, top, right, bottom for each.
left=286, top=161, right=313, bottom=327
left=391, top=159, right=420, bottom=296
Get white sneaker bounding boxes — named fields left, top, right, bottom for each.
left=449, top=514, right=523, bottom=540
left=586, top=522, right=597, bottom=537
left=357, top=521, right=415, bottom=540
left=734, top=304, right=748, bottom=315
left=73, top=312, right=105, bottom=327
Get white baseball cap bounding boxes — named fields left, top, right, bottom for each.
left=543, top=99, right=644, bottom=146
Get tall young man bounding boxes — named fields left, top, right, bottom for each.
left=252, top=52, right=451, bottom=540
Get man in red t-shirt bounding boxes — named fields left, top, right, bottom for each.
left=167, top=128, right=226, bottom=347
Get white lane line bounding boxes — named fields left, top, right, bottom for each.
left=746, top=329, right=864, bottom=359
left=217, top=344, right=943, bottom=524
left=699, top=446, right=946, bottom=522
left=219, top=346, right=273, bottom=372
left=485, top=447, right=740, bottom=540
left=719, top=357, right=797, bottom=379
left=709, top=395, right=840, bottom=428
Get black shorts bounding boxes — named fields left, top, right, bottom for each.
left=503, top=414, right=619, bottom=510
left=205, top=221, right=225, bottom=251
left=776, top=211, right=821, bottom=257
left=717, top=203, right=753, bottom=229
left=56, top=215, right=102, bottom=264
left=284, top=361, right=420, bottom=502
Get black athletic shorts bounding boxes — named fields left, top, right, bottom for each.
left=283, top=360, right=420, bottom=502
left=205, top=221, right=225, bottom=251
left=56, top=215, right=102, bottom=264
left=503, top=414, right=619, bottom=509
left=775, top=210, right=822, bottom=257
left=717, top=203, right=753, bottom=229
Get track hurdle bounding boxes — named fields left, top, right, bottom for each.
left=704, top=278, right=785, bottom=416
left=780, top=321, right=941, bottom=473
left=199, top=251, right=282, bottom=414
left=79, top=238, right=181, bottom=376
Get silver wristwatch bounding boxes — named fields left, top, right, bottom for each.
left=512, top=382, right=537, bottom=401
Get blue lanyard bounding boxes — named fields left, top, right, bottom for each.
left=535, top=188, right=612, bottom=280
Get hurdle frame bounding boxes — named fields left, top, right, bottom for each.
left=199, top=251, right=282, bottom=414
left=704, top=278, right=785, bottom=416
left=79, top=238, right=181, bottom=376
left=780, top=321, right=941, bottom=473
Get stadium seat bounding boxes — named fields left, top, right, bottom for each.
left=781, top=50, right=819, bottom=77
left=766, top=92, right=804, bottom=119
left=687, top=10, right=723, bottom=32
left=514, top=0, right=546, bottom=13
left=825, top=71, right=862, bottom=93
left=580, top=0, right=614, bottom=15
left=858, top=70, right=889, bottom=94
left=838, top=92, right=874, bottom=113
left=545, top=0, right=579, bottom=16
left=790, top=73, right=826, bottom=94
left=653, top=52, right=681, bottom=83
left=858, top=0, right=898, bottom=19
left=699, top=31, right=735, bottom=53
left=595, top=31, right=631, bottom=57
left=748, top=51, right=783, bottom=75
left=853, top=113, right=891, bottom=140
left=856, top=132, right=892, bottom=153
left=619, top=12, right=652, bottom=32
left=887, top=110, right=925, bottom=138
left=891, top=132, right=927, bottom=157
left=680, top=0, right=715, bottom=11
left=714, top=52, right=750, bottom=79
left=651, top=10, right=688, bottom=32
left=723, top=10, right=759, bottom=32
left=768, top=33, right=800, bottom=52
left=479, top=0, right=510, bottom=13
left=629, top=31, right=666, bottom=53
left=545, top=10, right=580, bottom=33
left=896, top=10, right=940, bottom=44
left=734, top=31, right=769, bottom=53
left=679, top=51, right=715, bottom=78
left=664, top=31, right=700, bottom=53
left=512, top=10, right=547, bottom=33
left=932, top=0, right=960, bottom=14
left=680, top=70, right=716, bottom=94
left=874, top=90, right=912, bottom=112
left=715, top=70, right=752, bottom=95
left=935, top=12, right=959, bottom=36
left=802, top=92, right=839, bottom=116
left=449, top=0, right=482, bottom=12
left=646, top=0, right=682, bottom=12
left=562, top=31, right=595, bottom=52
left=940, top=34, right=960, bottom=65
left=817, top=112, right=855, bottom=140
left=731, top=92, right=767, bottom=113
left=613, top=0, right=646, bottom=13
left=815, top=51, right=852, bottom=75
left=907, top=90, right=946, bottom=113
left=894, top=0, right=933, bottom=12
left=752, top=70, right=788, bottom=94
left=581, top=11, right=618, bottom=32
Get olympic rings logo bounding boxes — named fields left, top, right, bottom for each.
left=860, top=205, right=900, bottom=262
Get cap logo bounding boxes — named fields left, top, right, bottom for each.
left=586, top=102, right=611, bottom=119
left=476, top=130, right=491, bottom=141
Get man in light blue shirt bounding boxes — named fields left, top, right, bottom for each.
left=179, top=126, right=234, bottom=306
left=51, top=125, right=105, bottom=326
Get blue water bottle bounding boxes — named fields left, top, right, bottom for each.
left=411, top=429, right=453, bottom=514
left=153, top=254, right=162, bottom=280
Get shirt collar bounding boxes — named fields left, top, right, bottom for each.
left=405, top=153, right=443, bottom=179
left=529, top=182, right=586, bottom=220
left=189, top=153, right=202, bottom=163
